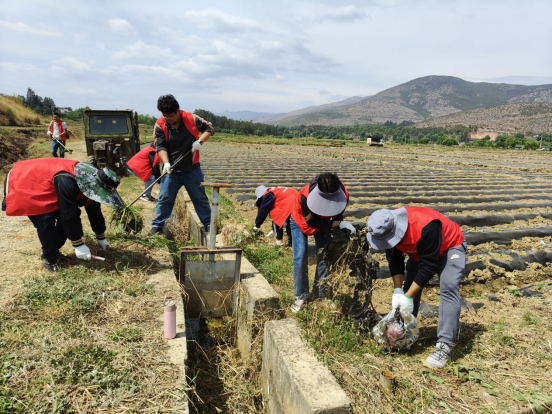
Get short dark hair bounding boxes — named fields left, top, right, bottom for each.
left=53, top=112, right=60, bottom=117
left=317, top=173, right=340, bottom=193
left=157, top=94, right=180, bottom=114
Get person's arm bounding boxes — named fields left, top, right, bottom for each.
left=154, top=124, right=170, bottom=164
left=149, top=151, right=161, bottom=179
left=54, top=174, right=85, bottom=245
left=386, top=248, right=406, bottom=288
left=405, top=220, right=442, bottom=298
left=255, top=193, right=276, bottom=227
left=60, top=122, right=67, bottom=139
left=193, top=115, right=215, bottom=145
left=84, top=201, right=107, bottom=238
left=47, top=121, right=53, bottom=137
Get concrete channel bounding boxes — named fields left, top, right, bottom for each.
left=176, top=188, right=352, bottom=413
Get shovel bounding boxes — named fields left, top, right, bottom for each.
left=54, top=138, right=73, bottom=154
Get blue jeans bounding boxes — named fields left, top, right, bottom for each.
left=51, top=140, right=65, bottom=158
left=151, top=166, right=211, bottom=228
left=128, top=167, right=155, bottom=197
left=290, top=217, right=332, bottom=299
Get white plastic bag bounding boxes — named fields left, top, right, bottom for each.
left=372, top=308, right=419, bottom=350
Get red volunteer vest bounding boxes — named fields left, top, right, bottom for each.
left=263, top=187, right=298, bottom=227
left=5, top=158, right=81, bottom=216
left=126, top=146, right=160, bottom=182
left=156, top=110, right=200, bottom=165
left=49, top=120, right=65, bottom=142
left=395, top=206, right=465, bottom=262
left=291, top=184, right=349, bottom=235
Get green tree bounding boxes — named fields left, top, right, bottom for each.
left=42, top=97, right=56, bottom=115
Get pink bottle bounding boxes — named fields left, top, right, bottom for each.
left=164, top=300, right=177, bottom=339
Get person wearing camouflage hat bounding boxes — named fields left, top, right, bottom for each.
left=2, top=158, right=123, bottom=272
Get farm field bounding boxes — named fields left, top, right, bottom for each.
left=199, top=139, right=552, bottom=413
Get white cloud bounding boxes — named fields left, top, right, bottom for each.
left=51, top=57, right=91, bottom=73
left=0, top=21, right=60, bottom=36
left=313, top=5, right=368, bottom=22
left=64, top=87, right=98, bottom=96
left=112, top=41, right=174, bottom=61
left=184, top=8, right=260, bottom=32
left=107, top=18, right=136, bottom=34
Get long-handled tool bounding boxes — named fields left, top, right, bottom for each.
left=125, top=149, right=192, bottom=209
left=54, top=138, right=73, bottom=154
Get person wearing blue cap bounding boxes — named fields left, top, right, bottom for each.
left=366, top=206, right=467, bottom=369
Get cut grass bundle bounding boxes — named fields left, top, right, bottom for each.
left=111, top=205, right=143, bottom=234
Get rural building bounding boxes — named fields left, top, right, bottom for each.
left=366, top=136, right=384, bottom=146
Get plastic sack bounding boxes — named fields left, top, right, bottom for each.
left=372, top=308, right=419, bottom=350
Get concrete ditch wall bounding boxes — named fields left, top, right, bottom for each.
left=179, top=190, right=352, bottom=413
left=262, top=319, right=352, bottom=414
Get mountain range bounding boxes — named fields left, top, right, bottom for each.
left=260, top=76, right=552, bottom=127
left=214, top=110, right=280, bottom=122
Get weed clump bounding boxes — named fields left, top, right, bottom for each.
left=111, top=205, right=143, bottom=234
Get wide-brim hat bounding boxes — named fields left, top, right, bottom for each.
left=255, top=185, right=268, bottom=200
left=366, top=208, right=408, bottom=250
left=74, top=163, right=124, bottom=207
left=307, top=185, right=347, bottom=216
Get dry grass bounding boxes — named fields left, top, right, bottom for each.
left=0, top=96, right=43, bottom=126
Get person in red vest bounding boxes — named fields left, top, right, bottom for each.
left=149, top=95, right=214, bottom=236
left=126, top=143, right=161, bottom=203
left=2, top=158, right=124, bottom=272
left=47, top=112, right=68, bottom=158
left=253, top=185, right=298, bottom=247
left=366, top=207, right=467, bottom=369
left=289, top=173, right=356, bottom=313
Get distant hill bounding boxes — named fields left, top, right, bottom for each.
left=415, top=102, right=552, bottom=134
left=214, top=110, right=280, bottom=122
left=255, top=96, right=367, bottom=124
left=0, top=95, right=43, bottom=126
left=267, top=76, right=552, bottom=127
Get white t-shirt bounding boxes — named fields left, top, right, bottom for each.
left=48, top=121, right=67, bottom=139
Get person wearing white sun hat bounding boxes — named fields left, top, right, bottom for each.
left=366, top=206, right=467, bottom=369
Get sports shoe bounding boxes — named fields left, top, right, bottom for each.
left=291, top=298, right=306, bottom=313
left=148, top=227, right=163, bottom=236
left=423, top=342, right=451, bottom=369
left=140, top=194, right=157, bottom=203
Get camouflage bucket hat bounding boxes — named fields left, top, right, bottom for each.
left=74, top=163, right=124, bottom=207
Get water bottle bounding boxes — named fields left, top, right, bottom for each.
left=164, top=300, right=177, bottom=339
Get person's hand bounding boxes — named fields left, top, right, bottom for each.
left=192, top=140, right=202, bottom=153
left=339, top=221, right=356, bottom=236
left=97, top=239, right=109, bottom=250
left=392, top=287, right=404, bottom=310
left=397, top=294, right=414, bottom=316
left=162, top=163, right=172, bottom=175
left=75, top=244, right=92, bottom=260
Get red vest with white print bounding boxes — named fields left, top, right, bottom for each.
left=263, top=187, right=298, bottom=227
left=395, top=206, right=465, bottom=262
left=156, top=110, right=200, bottom=164
left=126, top=145, right=160, bottom=182
left=5, top=158, right=83, bottom=216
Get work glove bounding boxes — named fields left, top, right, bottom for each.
left=97, top=239, right=109, bottom=251
left=339, top=221, right=356, bottom=234
left=162, top=163, right=172, bottom=175
left=191, top=140, right=202, bottom=153
left=392, top=288, right=414, bottom=316
left=75, top=244, right=92, bottom=260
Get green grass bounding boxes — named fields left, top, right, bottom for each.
left=241, top=244, right=292, bottom=284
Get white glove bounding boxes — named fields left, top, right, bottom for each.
left=192, top=140, right=202, bottom=153
left=392, top=288, right=414, bottom=315
left=162, top=163, right=172, bottom=175
left=75, top=244, right=92, bottom=260
left=97, top=239, right=109, bottom=250
left=339, top=221, right=356, bottom=234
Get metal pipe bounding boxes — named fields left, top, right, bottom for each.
left=209, top=187, right=220, bottom=253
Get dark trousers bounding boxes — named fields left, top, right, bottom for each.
left=28, top=211, right=67, bottom=263
left=272, top=216, right=292, bottom=246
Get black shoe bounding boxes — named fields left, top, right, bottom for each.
left=41, top=253, right=65, bottom=262
left=43, top=261, right=59, bottom=272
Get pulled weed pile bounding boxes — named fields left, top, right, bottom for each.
left=111, top=205, right=143, bottom=234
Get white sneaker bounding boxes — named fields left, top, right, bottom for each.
left=423, top=342, right=451, bottom=369
left=291, top=299, right=306, bottom=313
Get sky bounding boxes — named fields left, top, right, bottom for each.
left=1, top=0, right=551, bottom=117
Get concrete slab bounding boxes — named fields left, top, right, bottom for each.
left=262, top=319, right=352, bottom=414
